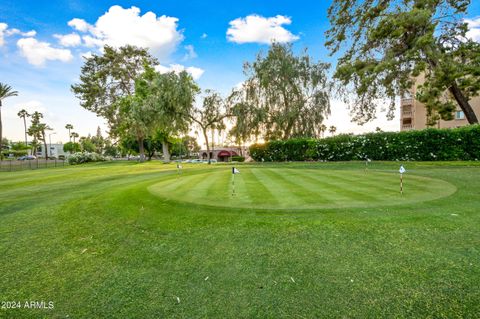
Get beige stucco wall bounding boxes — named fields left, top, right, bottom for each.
left=401, top=74, right=480, bottom=130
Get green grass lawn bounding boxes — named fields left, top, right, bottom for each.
left=0, top=161, right=479, bottom=318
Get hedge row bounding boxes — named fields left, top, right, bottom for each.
left=249, top=125, right=480, bottom=162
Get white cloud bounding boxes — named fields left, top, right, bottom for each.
left=17, top=38, right=73, bottom=66
left=54, top=33, right=81, bottom=47
left=227, top=14, right=299, bottom=44
left=68, top=5, right=184, bottom=60
left=6, top=28, right=36, bottom=37
left=1, top=23, right=37, bottom=46
left=68, top=18, right=91, bottom=32
left=82, top=35, right=103, bottom=48
left=155, top=64, right=204, bottom=80
left=183, top=44, right=197, bottom=60
left=0, top=23, right=7, bottom=46
left=201, top=33, right=208, bottom=39
left=79, top=51, right=93, bottom=59
left=466, top=17, right=480, bottom=42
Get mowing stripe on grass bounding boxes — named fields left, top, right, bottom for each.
left=264, top=168, right=331, bottom=205
left=309, top=170, right=386, bottom=202
left=240, top=168, right=279, bottom=206
left=251, top=168, right=308, bottom=207
left=291, top=169, right=380, bottom=204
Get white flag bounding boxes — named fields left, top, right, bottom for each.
left=399, top=165, right=406, bottom=174
left=177, top=164, right=182, bottom=169
left=232, top=167, right=240, bottom=174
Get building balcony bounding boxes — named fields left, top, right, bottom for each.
left=401, top=98, right=414, bottom=106
left=402, top=110, right=412, bottom=117
left=402, top=124, right=413, bottom=130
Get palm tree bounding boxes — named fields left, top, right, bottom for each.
left=70, top=132, right=79, bottom=144
left=28, top=111, right=44, bottom=156
left=0, top=83, right=19, bottom=158
left=329, top=125, right=337, bottom=136
left=319, top=124, right=327, bottom=138
left=17, top=109, right=30, bottom=145
left=65, top=124, right=73, bottom=142
left=38, top=123, right=52, bottom=160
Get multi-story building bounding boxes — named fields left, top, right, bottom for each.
left=400, top=96, right=480, bottom=131
left=400, top=79, right=480, bottom=131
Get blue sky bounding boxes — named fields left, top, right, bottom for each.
left=1, top=1, right=480, bottom=144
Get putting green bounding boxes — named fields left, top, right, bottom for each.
left=148, top=167, right=457, bottom=209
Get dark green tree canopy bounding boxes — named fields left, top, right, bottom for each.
left=327, top=0, right=480, bottom=124
left=234, top=43, right=331, bottom=141
left=71, top=45, right=158, bottom=135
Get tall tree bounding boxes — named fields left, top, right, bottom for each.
left=91, top=126, right=105, bottom=154
left=70, top=132, right=79, bottom=144
left=319, top=124, right=327, bottom=138
left=28, top=111, right=52, bottom=160
left=0, top=83, right=19, bottom=157
left=234, top=43, right=331, bottom=141
left=326, top=0, right=480, bottom=125
left=329, top=125, right=337, bottom=136
left=120, top=68, right=199, bottom=162
left=17, top=109, right=30, bottom=145
left=189, top=90, right=230, bottom=164
left=65, top=124, right=73, bottom=142
left=71, top=45, right=158, bottom=136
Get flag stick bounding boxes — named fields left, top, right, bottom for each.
left=400, top=173, right=403, bottom=195
left=232, top=172, right=235, bottom=197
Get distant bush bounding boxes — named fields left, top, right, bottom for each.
left=249, top=125, right=480, bottom=162
left=231, top=156, right=245, bottom=162
left=63, top=142, right=81, bottom=154
left=67, top=152, right=111, bottom=165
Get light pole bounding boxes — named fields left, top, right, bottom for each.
left=49, top=132, right=57, bottom=158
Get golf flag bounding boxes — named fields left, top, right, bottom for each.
left=231, top=167, right=240, bottom=196
left=177, top=164, right=183, bottom=169
left=399, top=165, right=405, bottom=194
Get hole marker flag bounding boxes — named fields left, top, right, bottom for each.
left=177, top=164, right=183, bottom=169
left=399, top=165, right=406, bottom=194
left=232, top=167, right=240, bottom=197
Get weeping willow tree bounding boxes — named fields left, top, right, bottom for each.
left=232, top=43, right=332, bottom=141
left=326, top=0, right=480, bottom=125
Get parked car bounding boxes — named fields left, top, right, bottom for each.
left=18, top=155, right=36, bottom=160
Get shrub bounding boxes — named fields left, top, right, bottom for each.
left=67, top=152, right=110, bottom=165
left=231, top=156, right=245, bottom=162
left=249, top=125, right=480, bottom=162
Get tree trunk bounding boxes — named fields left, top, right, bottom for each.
left=42, top=132, right=48, bottom=161
left=138, top=137, right=145, bottom=162
left=210, top=129, right=215, bottom=164
left=0, top=102, right=2, bottom=160
left=448, top=83, right=479, bottom=124
left=23, top=116, right=28, bottom=145
left=162, top=140, right=171, bottom=163
left=428, top=56, right=478, bottom=124
left=202, top=128, right=211, bottom=164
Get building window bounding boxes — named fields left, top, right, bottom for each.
left=455, top=111, right=465, bottom=120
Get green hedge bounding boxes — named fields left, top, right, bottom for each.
left=231, top=156, right=245, bottom=162
left=249, top=125, right=480, bottom=161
